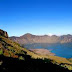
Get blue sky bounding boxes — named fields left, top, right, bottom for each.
left=0, top=0, right=72, bottom=36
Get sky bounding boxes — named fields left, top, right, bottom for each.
left=0, top=0, right=72, bottom=36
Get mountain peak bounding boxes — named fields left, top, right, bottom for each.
left=20, top=33, right=34, bottom=38
left=24, top=33, right=32, bottom=35
left=0, top=29, right=8, bottom=38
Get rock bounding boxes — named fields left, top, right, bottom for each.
left=0, top=29, right=8, bottom=38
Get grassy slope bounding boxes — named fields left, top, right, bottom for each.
left=0, top=36, right=72, bottom=71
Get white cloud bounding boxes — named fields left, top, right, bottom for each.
left=48, top=33, right=53, bottom=36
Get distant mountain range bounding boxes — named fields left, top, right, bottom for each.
left=10, top=33, right=72, bottom=45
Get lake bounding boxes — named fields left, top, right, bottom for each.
left=24, top=43, right=72, bottom=58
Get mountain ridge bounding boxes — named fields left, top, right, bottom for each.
left=10, top=33, right=72, bottom=37
left=10, top=33, right=72, bottom=44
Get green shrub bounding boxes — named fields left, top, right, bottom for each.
left=19, top=56, right=25, bottom=60
left=0, top=49, right=3, bottom=55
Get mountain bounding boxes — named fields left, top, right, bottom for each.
left=10, top=33, right=72, bottom=45
left=0, top=29, right=72, bottom=72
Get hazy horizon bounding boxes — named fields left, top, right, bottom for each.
left=10, top=32, right=72, bottom=37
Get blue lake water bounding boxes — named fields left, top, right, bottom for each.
left=24, top=43, right=72, bottom=58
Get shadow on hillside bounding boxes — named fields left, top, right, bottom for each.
left=0, top=55, right=71, bottom=72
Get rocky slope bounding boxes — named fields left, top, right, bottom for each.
left=0, top=29, right=8, bottom=38
left=10, top=33, right=72, bottom=45
left=0, top=29, right=72, bottom=72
